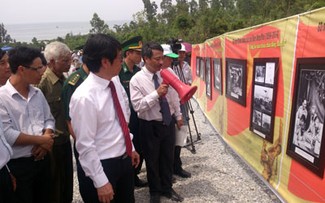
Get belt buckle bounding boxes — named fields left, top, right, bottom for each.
left=121, top=153, right=128, bottom=159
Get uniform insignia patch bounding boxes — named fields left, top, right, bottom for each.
left=68, top=74, right=80, bottom=86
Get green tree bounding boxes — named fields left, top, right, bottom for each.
left=142, top=0, right=158, bottom=21
left=90, top=13, right=109, bottom=34
left=189, top=0, right=198, bottom=14
left=0, top=23, right=14, bottom=43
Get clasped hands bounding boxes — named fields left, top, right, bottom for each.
left=32, top=130, right=54, bottom=161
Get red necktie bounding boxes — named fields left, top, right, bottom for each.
left=109, top=81, right=132, bottom=157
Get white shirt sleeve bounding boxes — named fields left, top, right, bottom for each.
left=130, top=74, right=160, bottom=114
left=70, top=95, right=108, bottom=188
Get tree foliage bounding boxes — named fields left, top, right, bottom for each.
left=0, top=23, right=14, bottom=43
left=1, top=0, right=324, bottom=50
left=89, top=13, right=109, bottom=34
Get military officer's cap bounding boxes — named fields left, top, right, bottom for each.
left=122, top=36, right=143, bottom=52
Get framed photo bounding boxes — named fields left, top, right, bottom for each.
left=205, top=58, right=212, bottom=99
left=200, top=57, right=205, bottom=80
left=225, top=58, right=247, bottom=106
left=213, top=58, right=222, bottom=94
left=196, top=57, right=201, bottom=76
left=250, top=58, right=279, bottom=142
left=287, top=58, right=325, bottom=178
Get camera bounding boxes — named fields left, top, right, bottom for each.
left=168, top=38, right=183, bottom=67
left=168, top=38, right=183, bottom=54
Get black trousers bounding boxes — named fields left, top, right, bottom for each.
left=49, top=140, right=73, bottom=203
left=0, top=166, right=14, bottom=203
left=139, top=119, right=175, bottom=195
left=7, top=155, right=51, bottom=203
left=174, top=104, right=188, bottom=172
left=129, top=108, right=144, bottom=176
left=174, top=146, right=183, bottom=172
left=78, top=155, right=135, bottom=203
left=72, top=141, right=86, bottom=202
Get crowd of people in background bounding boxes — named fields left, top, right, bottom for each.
left=0, top=34, right=193, bottom=203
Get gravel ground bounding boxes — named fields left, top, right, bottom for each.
left=72, top=99, right=283, bottom=203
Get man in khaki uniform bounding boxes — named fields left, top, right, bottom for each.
left=38, top=41, right=73, bottom=203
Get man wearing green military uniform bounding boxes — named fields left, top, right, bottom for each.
left=61, top=57, right=89, bottom=202
left=62, top=63, right=89, bottom=139
left=119, top=36, right=148, bottom=187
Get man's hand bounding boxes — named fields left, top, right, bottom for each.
left=176, top=118, right=183, bottom=130
left=131, top=151, right=140, bottom=168
left=39, top=132, right=54, bottom=152
left=156, top=84, right=169, bottom=97
left=32, top=146, right=48, bottom=161
left=97, top=183, right=114, bottom=203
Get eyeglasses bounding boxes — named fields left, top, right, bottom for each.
left=23, top=65, right=44, bottom=72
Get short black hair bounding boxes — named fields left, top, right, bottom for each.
left=40, top=53, right=47, bottom=66
left=82, top=34, right=121, bottom=73
left=8, top=46, right=42, bottom=74
left=141, top=42, right=163, bottom=61
left=0, top=49, right=6, bottom=59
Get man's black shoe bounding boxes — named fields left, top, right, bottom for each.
left=135, top=176, right=148, bottom=187
left=172, top=176, right=177, bottom=183
left=162, top=189, right=184, bottom=202
left=174, top=169, right=191, bottom=178
left=150, top=194, right=161, bottom=203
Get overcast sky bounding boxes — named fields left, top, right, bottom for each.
left=1, top=0, right=164, bottom=24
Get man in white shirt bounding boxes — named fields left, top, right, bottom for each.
left=0, top=46, right=55, bottom=203
left=130, top=42, right=183, bottom=203
left=173, top=44, right=192, bottom=178
left=70, top=34, right=139, bottom=203
left=0, top=114, right=14, bottom=203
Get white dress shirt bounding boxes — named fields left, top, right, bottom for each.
left=129, top=66, right=182, bottom=121
left=181, top=61, right=192, bottom=85
left=0, top=114, right=12, bottom=169
left=0, top=81, right=55, bottom=159
left=70, top=72, right=133, bottom=188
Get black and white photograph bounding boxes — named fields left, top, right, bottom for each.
left=205, top=58, right=212, bottom=99
left=253, top=85, right=273, bottom=114
left=250, top=58, right=279, bottom=142
left=196, top=57, right=200, bottom=76
left=265, top=62, right=276, bottom=85
left=228, top=65, right=242, bottom=97
left=255, top=65, right=265, bottom=83
left=200, top=57, right=205, bottom=80
left=252, top=110, right=262, bottom=126
left=262, top=114, right=271, bottom=132
left=225, top=58, right=247, bottom=106
left=287, top=57, right=325, bottom=178
left=213, top=58, right=222, bottom=93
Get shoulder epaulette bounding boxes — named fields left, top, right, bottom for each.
left=68, top=74, right=80, bottom=86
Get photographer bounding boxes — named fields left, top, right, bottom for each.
left=177, top=44, right=192, bottom=85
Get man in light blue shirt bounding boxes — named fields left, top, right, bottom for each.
left=0, top=46, right=55, bottom=203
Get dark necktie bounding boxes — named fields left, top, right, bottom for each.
left=109, top=81, right=132, bottom=157
left=153, top=74, right=172, bottom=125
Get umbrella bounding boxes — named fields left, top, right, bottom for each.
left=182, top=42, right=192, bottom=53
left=1, top=46, right=12, bottom=51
